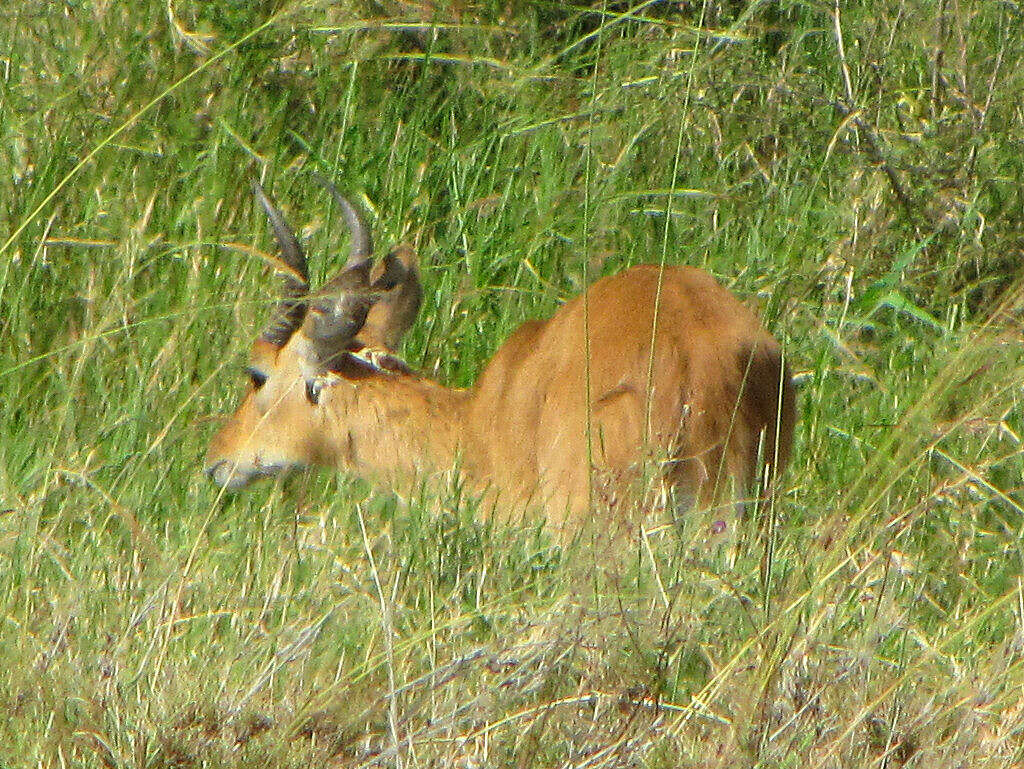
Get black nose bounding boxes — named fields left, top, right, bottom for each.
left=205, top=460, right=227, bottom=480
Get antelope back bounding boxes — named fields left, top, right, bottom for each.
left=465, top=265, right=795, bottom=531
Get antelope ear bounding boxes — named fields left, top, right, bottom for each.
left=360, top=245, right=422, bottom=351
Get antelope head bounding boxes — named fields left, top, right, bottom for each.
left=205, top=181, right=422, bottom=490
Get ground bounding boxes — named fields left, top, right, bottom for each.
left=1, top=1, right=1023, bottom=766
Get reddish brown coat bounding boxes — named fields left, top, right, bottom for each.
left=207, top=263, right=794, bottom=539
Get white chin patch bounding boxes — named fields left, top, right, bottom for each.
left=208, top=458, right=302, bottom=490
left=209, top=461, right=254, bottom=490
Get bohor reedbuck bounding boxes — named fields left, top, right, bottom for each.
left=205, top=181, right=795, bottom=538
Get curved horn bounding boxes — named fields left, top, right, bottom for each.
left=253, top=182, right=310, bottom=346
left=301, top=261, right=374, bottom=368
left=313, top=173, right=373, bottom=267
left=288, top=176, right=380, bottom=368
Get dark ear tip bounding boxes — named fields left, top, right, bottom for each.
left=388, top=243, right=416, bottom=263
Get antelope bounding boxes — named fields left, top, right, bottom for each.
left=205, top=182, right=796, bottom=540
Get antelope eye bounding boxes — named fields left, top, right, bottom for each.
left=246, top=367, right=269, bottom=390
left=305, top=379, right=321, bottom=405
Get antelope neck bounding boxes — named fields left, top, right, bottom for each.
left=324, top=368, right=472, bottom=488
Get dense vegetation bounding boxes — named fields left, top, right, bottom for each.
left=1, top=1, right=1022, bottom=766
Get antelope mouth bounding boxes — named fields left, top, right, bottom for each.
left=205, top=459, right=296, bottom=490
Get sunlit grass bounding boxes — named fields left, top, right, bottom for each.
left=1, top=1, right=1022, bottom=766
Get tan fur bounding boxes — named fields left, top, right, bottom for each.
left=206, top=264, right=795, bottom=538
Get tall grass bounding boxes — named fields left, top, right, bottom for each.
left=1, top=1, right=1022, bottom=766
